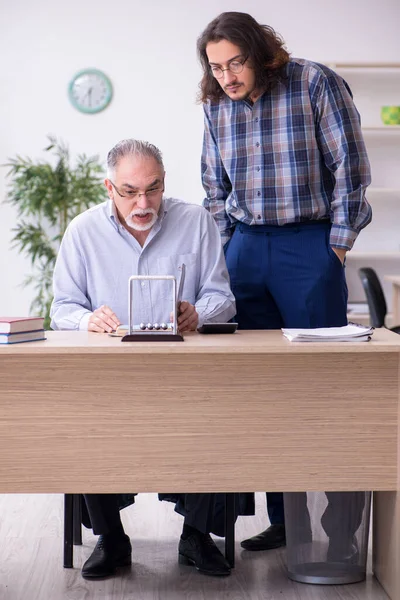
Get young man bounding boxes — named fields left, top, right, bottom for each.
left=198, top=12, right=371, bottom=552
left=50, top=139, right=250, bottom=578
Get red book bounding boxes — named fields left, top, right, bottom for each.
left=0, top=317, right=45, bottom=334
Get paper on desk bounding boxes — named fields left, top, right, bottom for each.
left=282, top=323, right=374, bottom=342
left=283, top=333, right=372, bottom=342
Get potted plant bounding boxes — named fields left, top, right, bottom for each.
left=3, top=136, right=107, bottom=328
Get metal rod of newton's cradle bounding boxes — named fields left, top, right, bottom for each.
left=128, top=275, right=177, bottom=334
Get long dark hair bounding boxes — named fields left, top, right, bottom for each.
left=197, top=12, right=290, bottom=103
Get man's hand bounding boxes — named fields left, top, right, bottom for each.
left=177, top=301, right=199, bottom=332
left=88, top=305, right=120, bottom=333
left=331, top=247, right=347, bottom=265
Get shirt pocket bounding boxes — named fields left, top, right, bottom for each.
left=156, top=253, right=198, bottom=302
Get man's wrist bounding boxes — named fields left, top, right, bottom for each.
left=79, top=312, right=92, bottom=331
left=329, top=224, right=357, bottom=251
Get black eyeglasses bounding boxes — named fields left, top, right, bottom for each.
left=210, top=56, right=249, bottom=79
left=110, top=180, right=164, bottom=200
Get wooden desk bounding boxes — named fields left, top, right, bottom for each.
left=0, top=330, right=399, bottom=597
left=385, top=275, right=400, bottom=326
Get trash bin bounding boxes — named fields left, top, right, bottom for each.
left=284, top=491, right=371, bottom=585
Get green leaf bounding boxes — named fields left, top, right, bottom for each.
left=2, top=135, right=106, bottom=325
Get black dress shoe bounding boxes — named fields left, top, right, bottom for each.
left=241, top=524, right=286, bottom=551
left=82, top=534, right=132, bottom=579
left=178, top=531, right=231, bottom=576
left=327, top=536, right=359, bottom=564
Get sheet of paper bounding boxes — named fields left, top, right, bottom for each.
left=282, top=323, right=374, bottom=342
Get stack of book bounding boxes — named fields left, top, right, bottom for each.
left=282, top=323, right=374, bottom=343
left=0, top=317, right=45, bottom=344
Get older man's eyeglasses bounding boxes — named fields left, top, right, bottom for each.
left=110, top=180, right=164, bottom=200
left=210, top=56, right=249, bottom=79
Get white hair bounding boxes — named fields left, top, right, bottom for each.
left=106, top=139, right=164, bottom=178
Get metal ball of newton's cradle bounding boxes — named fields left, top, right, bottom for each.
left=137, top=323, right=170, bottom=331
left=125, top=274, right=183, bottom=342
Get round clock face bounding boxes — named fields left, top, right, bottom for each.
left=68, top=69, right=113, bottom=114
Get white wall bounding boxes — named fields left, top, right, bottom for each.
left=1, top=0, right=399, bottom=315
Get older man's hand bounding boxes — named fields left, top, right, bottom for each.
left=177, top=301, right=199, bottom=332
left=88, top=305, right=120, bottom=333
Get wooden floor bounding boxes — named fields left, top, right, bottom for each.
left=0, top=493, right=388, bottom=600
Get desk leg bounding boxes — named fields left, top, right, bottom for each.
left=64, top=494, right=74, bottom=568
left=225, top=493, right=235, bottom=568
left=73, top=494, right=82, bottom=546
left=373, top=491, right=400, bottom=600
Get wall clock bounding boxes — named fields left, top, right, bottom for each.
left=68, top=68, right=113, bottom=114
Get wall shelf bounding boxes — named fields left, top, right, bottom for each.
left=346, top=313, right=371, bottom=326
left=348, top=252, right=400, bottom=259
left=328, top=63, right=400, bottom=71
left=321, top=62, right=400, bottom=307
left=362, top=126, right=400, bottom=132
left=366, top=188, right=400, bottom=203
left=368, top=188, right=400, bottom=194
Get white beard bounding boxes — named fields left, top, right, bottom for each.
left=126, top=208, right=158, bottom=231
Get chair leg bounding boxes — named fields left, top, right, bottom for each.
left=63, top=494, right=74, bottom=568
left=224, top=493, right=235, bottom=568
left=73, top=494, right=82, bottom=545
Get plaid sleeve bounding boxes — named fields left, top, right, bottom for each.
left=312, top=69, right=372, bottom=250
left=201, top=105, right=234, bottom=246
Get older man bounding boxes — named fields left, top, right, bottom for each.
left=50, top=139, right=246, bottom=579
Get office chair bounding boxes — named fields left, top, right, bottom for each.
left=358, top=267, right=400, bottom=333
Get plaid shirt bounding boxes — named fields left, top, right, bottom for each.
left=202, top=58, right=372, bottom=250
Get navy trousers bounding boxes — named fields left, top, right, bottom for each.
left=225, top=220, right=348, bottom=524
